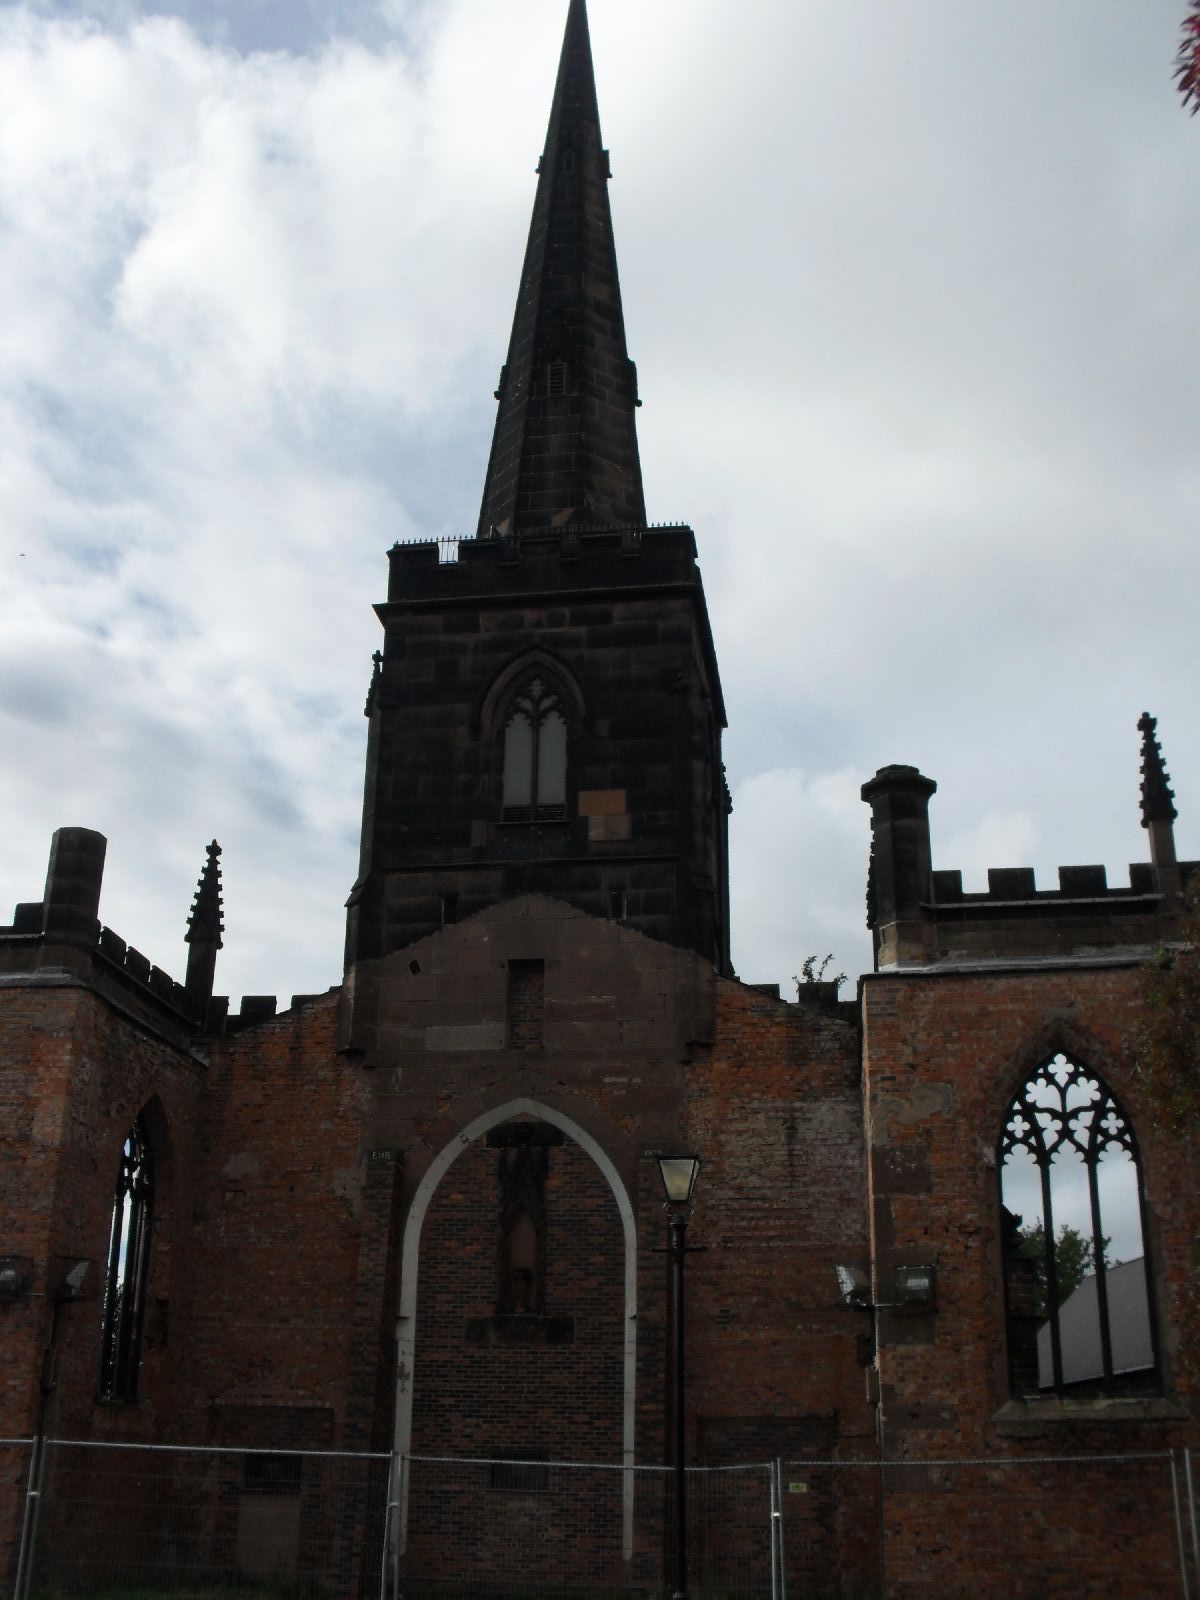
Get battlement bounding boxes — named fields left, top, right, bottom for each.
left=385, top=523, right=701, bottom=605
left=0, top=827, right=230, bottom=1038
left=0, top=867, right=326, bottom=1038
left=929, top=861, right=1198, bottom=904
left=862, top=756, right=1196, bottom=969
left=0, top=903, right=199, bottom=1033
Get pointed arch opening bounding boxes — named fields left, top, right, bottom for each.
left=998, top=1052, right=1158, bottom=1396
left=394, top=1098, right=638, bottom=1561
left=98, top=1114, right=154, bottom=1402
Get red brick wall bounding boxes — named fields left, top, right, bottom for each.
left=681, top=980, right=880, bottom=1597
left=408, top=1129, right=626, bottom=1584
left=0, top=982, right=206, bottom=1443
left=411, top=1131, right=625, bottom=1460
left=862, top=963, right=1198, bottom=1597
left=181, top=992, right=370, bottom=1446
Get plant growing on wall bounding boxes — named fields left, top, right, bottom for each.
left=1179, top=0, right=1200, bottom=112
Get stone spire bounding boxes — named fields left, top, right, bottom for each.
left=476, top=0, right=646, bottom=536
left=185, top=840, right=224, bottom=1020
left=1138, top=712, right=1179, bottom=885
left=1138, top=712, right=1177, bottom=826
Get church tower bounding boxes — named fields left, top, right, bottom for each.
left=345, top=0, right=731, bottom=976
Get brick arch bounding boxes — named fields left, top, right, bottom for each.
left=393, top=1097, right=637, bottom=1558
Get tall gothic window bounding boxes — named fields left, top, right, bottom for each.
left=999, top=1054, right=1156, bottom=1395
left=501, top=678, right=567, bottom=822
left=98, top=1116, right=154, bottom=1402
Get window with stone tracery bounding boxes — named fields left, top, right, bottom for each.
left=999, top=1053, right=1157, bottom=1395
left=98, top=1115, right=154, bottom=1402
left=501, top=678, right=568, bottom=822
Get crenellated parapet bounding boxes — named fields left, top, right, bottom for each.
left=385, top=523, right=706, bottom=606
left=0, top=827, right=230, bottom=1038
left=862, top=715, right=1195, bottom=969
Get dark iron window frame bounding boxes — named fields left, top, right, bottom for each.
left=998, top=1052, right=1159, bottom=1397
left=97, top=1114, right=154, bottom=1404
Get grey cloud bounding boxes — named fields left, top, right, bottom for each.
left=1, top=0, right=1196, bottom=1003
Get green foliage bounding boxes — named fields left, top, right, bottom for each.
left=794, top=954, right=847, bottom=995
left=1134, top=881, right=1200, bottom=1137
left=1016, top=1222, right=1108, bottom=1320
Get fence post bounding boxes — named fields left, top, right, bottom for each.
left=1172, top=1451, right=1193, bottom=1600
left=12, top=1433, right=45, bottom=1600
left=768, top=1463, right=778, bottom=1600
left=379, top=1451, right=400, bottom=1600
left=773, top=1459, right=788, bottom=1600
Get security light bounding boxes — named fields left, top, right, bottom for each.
left=836, top=1265, right=870, bottom=1306
left=50, top=1256, right=95, bottom=1303
left=893, top=1264, right=937, bottom=1307
left=0, top=1256, right=35, bottom=1300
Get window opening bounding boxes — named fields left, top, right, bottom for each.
left=999, top=1053, right=1156, bottom=1394
left=507, top=959, right=545, bottom=1049
left=98, top=1115, right=154, bottom=1402
left=502, top=679, right=567, bottom=822
left=489, top=1451, right=550, bottom=1493
left=244, top=1455, right=303, bottom=1496
left=546, top=360, right=568, bottom=397
left=441, top=893, right=458, bottom=926
left=609, top=890, right=627, bottom=921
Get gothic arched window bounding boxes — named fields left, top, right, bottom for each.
left=501, top=678, right=568, bottom=822
left=999, top=1054, right=1157, bottom=1395
left=98, top=1115, right=154, bottom=1402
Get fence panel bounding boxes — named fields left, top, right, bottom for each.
left=782, top=1452, right=1183, bottom=1600
left=401, top=1456, right=774, bottom=1600
left=2, top=1439, right=35, bottom=1596
left=7, top=1442, right=1189, bottom=1600
left=23, top=1440, right=390, bottom=1599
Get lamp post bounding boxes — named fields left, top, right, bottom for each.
left=657, top=1154, right=700, bottom=1600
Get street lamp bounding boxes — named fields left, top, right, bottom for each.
left=657, top=1153, right=700, bottom=1600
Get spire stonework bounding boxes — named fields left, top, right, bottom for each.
left=185, top=839, right=224, bottom=1020
left=476, top=0, right=646, bottom=536
left=1138, top=712, right=1180, bottom=888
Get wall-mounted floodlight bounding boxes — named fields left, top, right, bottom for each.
left=893, top=1264, right=937, bottom=1307
left=50, top=1257, right=95, bottom=1304
left=835, top=1265, right=870, bottom=1307
left=0, top=1256, right=35, bottom=1300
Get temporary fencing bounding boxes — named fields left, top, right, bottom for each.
left=4, top=1439, right=1197, bottom=1599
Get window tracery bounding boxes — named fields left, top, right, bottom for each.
left=999, top=1053, right=1156, bottom=1394
left=98, top=1115, right=154, bottom=1402
left=501, top=678, right=568, bottom=822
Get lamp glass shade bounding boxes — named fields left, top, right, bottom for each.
left=657, top=1155, right=700, bottom=1205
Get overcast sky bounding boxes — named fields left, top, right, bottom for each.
left=2, top=0, right=1197, bottom=1006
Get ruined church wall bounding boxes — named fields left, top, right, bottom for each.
left=0, top=982, right=205, bottom=1443
left=862, top=962, right=1198, bottom=1598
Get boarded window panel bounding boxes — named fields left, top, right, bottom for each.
left=536, top=710, right=567, bottom=806
left=503, top=712, right=534, bottom=808
left=508, top=959, right=545, bottom=1049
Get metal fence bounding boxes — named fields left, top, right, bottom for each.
left=4, top=1440, right=1197, bottom=1600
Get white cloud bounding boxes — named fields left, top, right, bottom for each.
left=730, top=767, right=873, bottom=992
left=1, top=0, right=1197, bottom=1006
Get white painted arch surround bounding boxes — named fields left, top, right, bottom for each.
left=392, top=1097, right=638, bottom=1559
